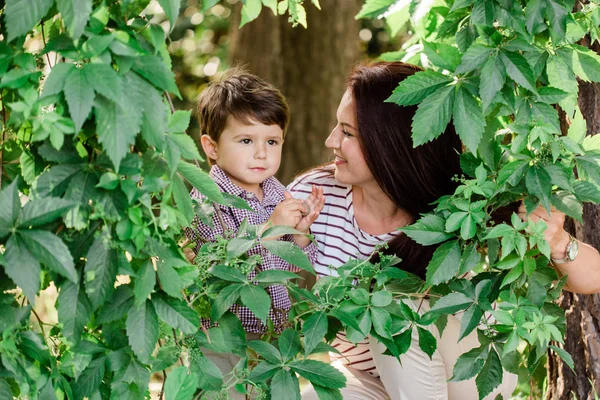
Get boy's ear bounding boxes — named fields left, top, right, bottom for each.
left=200, top=135, right=218, bottom=161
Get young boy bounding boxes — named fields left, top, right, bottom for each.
left=185, top=68, right=324, bottom=336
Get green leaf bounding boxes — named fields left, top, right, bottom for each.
left=240, top=0, right=262, bottom=27
left=240, top=284, right=271, bottom=322
left=386, top=5, right=410, bottom=37
left=5, top=0, right=54, bottom=42
left=371, top=290, right=393, bottom=307
left=247, top=341, right=281, bottom=366
left=279, top=329, right=302, bottom=362
left=97, top=286, right=134, bottom=324
left=525, top=0, right=546, bottom=34
left=262, top=240, right=315, bottom=274
left=475, top=348, right=503, bottom=400
left=193, top=356, right=223, bottom=391
left=57, top=0, right=92, bottom=40
left=471, top=0, right=494, bottom=25
left=425, top=240, right=461, bottom=286
left=417, top=327, right=437, bottom=359
left=83, top=63, right=122, bottom=104
left=168, top=134, right=203, bottom=161
left=4, top=234, right=40, bottom=304
left=455, top=44, right=494, bottom=74
left=125, top=71, right=168, bottom=150
left=134, top=260, right=156, bottom=306
left=157, top=0, right=181, bottom=32
left=126, top=300, right=159, bottom=363
left=449, top=345, right=487, bottom=381
left=0, top=179, right=19, bottom=238
left=168, top=110, right=191, bottom=133
left=84, top=235, right=117, bottom=310
left=57, top=281, right=92, bottom=345
left=526, top=165, right=553, bottom=214
left=574, top=180, right=600, bottom=203
left=549, top=345, right=574, bottom=372
left=480, top=53, right=506, bottom=111
left=458, top=305, right=483, bottom=341
left=429, top=292, right=473, bottom=314
left=453, top=87, right=484, bottom=154
left=42, top=63, right=75, bottom=98
left=64, top=68, right=96, bottom=133
left=386, top=70, right=452, bottom=106
left=199, top=313, right=247, bottom=356
left=459, top=243, right=481, bottom=275
left=177, top=161, right=225, bottom=204
left=132, top=56, right=180, bottom=97
left=371, top=307, right=393, bottom=339
left=400, top=214, right=454, bottom=245
left=552, top=192, right=583, bottom=223
left=423, top=41, right=462, bottom=71
left=290, top=360, right=346, bottom=389
left=18, top=197, right=75, bottom=228
left=412, top=85, right=455, bottom=147
left=253, top=270, right=299, bottom=283
left=356, top=0, right=396, bottom=19
left=500, top=50, right=538, bottom=94
left=94, top=95, right=141, bottom=172
left=0, top=380, right=11, bottom=400
left=302, top=311, right=328, bottom=355
left=211, top=284, right=243, bottom=321
left=96, top=172, right=119, bottom=190
left=172, top=175, right=194, bottom=224
left=451, top=0, right=476, bottom=11
left=73, top=356, right=106, bottom=400
left=227, top=238, right=256, bottom=259
left=271, top=369, right=301, bottom=400
left=19, top=230, right=77, bottom=283
left=248, top=362, right=280, bottom=382
left=157, top=260, right=186, bottom=299
left=153, top=293, right=200, bottom=334
left=210, top=264, right=247, bottom=283
left=165, top=366, right=197, bottom=400
left=202, top=0, right=220, bottom=12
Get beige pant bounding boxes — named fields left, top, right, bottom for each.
left=301, top=360, right=391, bottom=400
left=302, top=301, right=518, bottom=400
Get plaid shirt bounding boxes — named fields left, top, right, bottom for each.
left=185, top=165, right=318, bottom=333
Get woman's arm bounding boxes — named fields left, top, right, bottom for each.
left=518, top=203, right=600, bottom=294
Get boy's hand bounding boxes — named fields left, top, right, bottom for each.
left=268, top=192, right=307, bottom=228
left=294, top=185, right=325, bottom=238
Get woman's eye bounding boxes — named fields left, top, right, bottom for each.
left=267, top=140, right=279, bottom=145
left=342, top=129, right=353, bottom=137
left=240, top=139, right=251, bottom=144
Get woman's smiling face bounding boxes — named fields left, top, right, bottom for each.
left=325, top=89, right=375, bottom=187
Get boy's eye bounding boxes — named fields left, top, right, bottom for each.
left=240, top=139, right=251, bottom=144
left=267, top=140, right=279, bottom=145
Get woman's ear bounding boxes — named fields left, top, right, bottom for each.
left=200, top=135, right=219, bottom=161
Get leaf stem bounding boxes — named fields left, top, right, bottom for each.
left=40, top=19, right=53, bottom=68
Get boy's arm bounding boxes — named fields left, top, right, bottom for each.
left=184, top=189, right=236, bottom=252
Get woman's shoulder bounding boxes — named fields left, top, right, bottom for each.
left=288, top=165, right=345, bottom=193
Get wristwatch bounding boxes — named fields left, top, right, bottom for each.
left=551, top=234, right=579, bottom=264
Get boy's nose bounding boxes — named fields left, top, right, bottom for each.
left=254, top=144, right=267, bottom=159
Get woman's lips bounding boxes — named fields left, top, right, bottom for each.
left=334, top=156, right=346, bottom=165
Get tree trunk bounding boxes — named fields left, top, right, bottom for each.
left=229, top=0, right=362, bottom=184
left=546, top=36, right=600, bottom=400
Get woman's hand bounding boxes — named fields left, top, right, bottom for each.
left=517, top=203, right=570, bottom=260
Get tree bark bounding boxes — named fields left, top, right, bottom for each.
left=229, top=0, right=362, bottom=184
left=546, top=36, right=600, bottom=400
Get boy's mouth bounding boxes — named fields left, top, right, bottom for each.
left=250, top=167, right=266, bottom=171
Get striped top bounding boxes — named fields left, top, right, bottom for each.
left=288, top=166, right=399, bottom=378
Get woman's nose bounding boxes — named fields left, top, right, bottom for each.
left=325, top=129, right=340, bottom=149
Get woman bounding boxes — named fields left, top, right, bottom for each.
left=288, top=61, right=600, bottom=399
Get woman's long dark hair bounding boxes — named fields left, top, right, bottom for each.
left=347, top=61, right=462, bottom=279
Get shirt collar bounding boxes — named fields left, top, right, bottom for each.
left=209, top=165, right=284, bottom=204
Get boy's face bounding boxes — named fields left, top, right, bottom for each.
left=203, top=116, right=284, bottom=194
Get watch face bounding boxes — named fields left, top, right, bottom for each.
left=568, top=241, right=578, bottom=260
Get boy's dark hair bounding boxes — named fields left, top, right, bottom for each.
left=196, top=67, right=290, bottom=142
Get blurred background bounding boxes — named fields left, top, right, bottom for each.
left=150, top=0, right=408, bottom=184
